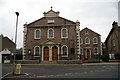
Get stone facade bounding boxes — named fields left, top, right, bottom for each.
left=80, top=27, right=102, bottom=59
left=105, top=21, right=120, bottom=59
left=23, top=9, right=81, bottom=61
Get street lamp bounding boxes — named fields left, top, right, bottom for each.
left=13, top=12, right=19, bottom=75
left=15, top=12, right=19, bottom=45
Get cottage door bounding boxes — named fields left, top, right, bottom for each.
left=44, top=46, right=49, bottom=61
left=52, top=46, right=58, bottom=61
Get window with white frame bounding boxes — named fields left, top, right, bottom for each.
left=34, top=46, right=40, bottom=57
left=85, top=37, right=90, bottom=44
left=61, top=28, right=68, bottom=38
left=62, top=45, right=68, bottom=56
left=93, top=37, right=98, bottom=44
left=48, top=28, right=54, bottom=38
left=34, top=29, right=41, bottom=39
left=94, top=47, right=98, bottom=55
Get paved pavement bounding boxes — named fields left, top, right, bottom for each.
left=1, top=62, right=119, bottom=80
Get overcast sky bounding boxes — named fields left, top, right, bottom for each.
left=0, top=0, right=119, bottom=48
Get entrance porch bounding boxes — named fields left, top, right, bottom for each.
left=41, top=40, right=60, bottom=62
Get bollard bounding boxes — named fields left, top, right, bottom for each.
left=15, top=64, right=21, bottom=74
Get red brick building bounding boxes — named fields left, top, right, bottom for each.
left=23, top=9, right=81, bottom=62
left=80, top=27, right=102, bottom=59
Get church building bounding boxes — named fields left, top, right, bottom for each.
left=23, top=8, right=81, bottom=62
left=80, top=27, right=102, bottom=60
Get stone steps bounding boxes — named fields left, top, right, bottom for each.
left=41, top=61, right=57, bottom=64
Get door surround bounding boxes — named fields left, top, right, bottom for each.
left=85, top=48, right=91, bottom=59
left=42, top=45, right=59, bottom=61
left=52, top=46, right=58, bottom=61
left=43, top=46, right=49, bottom=61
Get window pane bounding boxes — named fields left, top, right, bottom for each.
left=35, top=47, right=40, bottom=56
left=36, top=30, right=40, bottom=39
left=86, top=38, right=90, bottom=44
left=49, top=29, right=53, bottom=38
left=93, top=38, right=97, bottom=44
left=94, top=48, right=98, bottom=54
left=63, top=46, right=67, bottom=56
left=62, top=29, right=67, bottom=37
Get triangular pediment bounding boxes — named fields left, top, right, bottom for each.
left=41, top=40, right=60, bottom=45
left=45, top=41, right=56, bottom=45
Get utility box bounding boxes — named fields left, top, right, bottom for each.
left=82, top=57, right=85, bottom=63
left=16, top=64, right=21, bottom=74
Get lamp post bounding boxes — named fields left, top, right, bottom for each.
left=13, top=12, right=19, bottom=75
left=15, top=12, right=19, bottom=45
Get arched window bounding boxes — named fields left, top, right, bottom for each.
left=62, top=45, right=68, bottom=56
left=61, top=28, right=68, bottom=38
left=34, top=46, right=40, bottom=57
left=48, top=28, right=54, bottom=38
left=85, top=37, right=90, bottom=44
left=34, top=29, right=41, bottom=39
left=94, top=48, right=98, bottom=55
left=93, top=37, right=98, bottom=44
